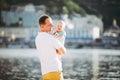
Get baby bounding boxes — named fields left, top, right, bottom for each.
left=52, top=20, right=66, bottom=45
left=51, top=20, right=66, bottom=60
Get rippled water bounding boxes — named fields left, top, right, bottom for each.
left=0, top=48, right=120, bottom=80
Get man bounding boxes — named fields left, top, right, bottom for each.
left=35, top=15, right=66, bottom=80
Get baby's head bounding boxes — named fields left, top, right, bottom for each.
left=56, top=21, right=65, bottom=31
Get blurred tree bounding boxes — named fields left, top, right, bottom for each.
left=44, top=0, right=86, bottom=16
left=5, top=0, right=86, bottom=16
left=62, top=6, right=69, bottom=14
left=0, top=0, right=9, bottom=26
left=63, top=0, right=86, bottom=16
left=2, top=0, right=120, bottom=29
left=74, top=0, right=120, bottom=29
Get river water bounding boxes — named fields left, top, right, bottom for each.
left=0, top=48, right=120, bottom=80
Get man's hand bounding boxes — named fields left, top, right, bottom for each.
left=56, top=47, right=66, bottom=55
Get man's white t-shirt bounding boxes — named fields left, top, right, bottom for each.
left=35, top=32, right=64, bottom=75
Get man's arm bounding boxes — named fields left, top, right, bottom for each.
left=56, top=47, right=66, bottom=55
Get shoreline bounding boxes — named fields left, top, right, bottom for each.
left=0, top=48, right=120, bottom=58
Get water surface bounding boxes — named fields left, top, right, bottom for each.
left=0, top=48, right=120, bottom=80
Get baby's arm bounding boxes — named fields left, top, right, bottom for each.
left=51, top=28, right=58, bottom=35
left=54, top=35, right=64, bottom=40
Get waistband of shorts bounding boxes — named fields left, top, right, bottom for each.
left=43, top=70, right=62, bottom=76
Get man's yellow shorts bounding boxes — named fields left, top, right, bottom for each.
left=43, top=71, right=64, bottom=80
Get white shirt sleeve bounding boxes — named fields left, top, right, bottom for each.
left=50, top=35, right=64, bottom=49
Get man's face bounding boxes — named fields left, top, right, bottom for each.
left=41, top=18, right=53, bottom=32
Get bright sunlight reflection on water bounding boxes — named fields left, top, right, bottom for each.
left=0, top=48, right=120, bottom=80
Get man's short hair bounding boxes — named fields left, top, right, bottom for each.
left=39, top=15, right=50, bottom=25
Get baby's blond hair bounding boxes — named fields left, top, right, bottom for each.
left=57, top=20, right=65, bottom=28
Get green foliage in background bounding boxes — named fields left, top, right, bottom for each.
left=1, top=0, right=120, bottom=28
